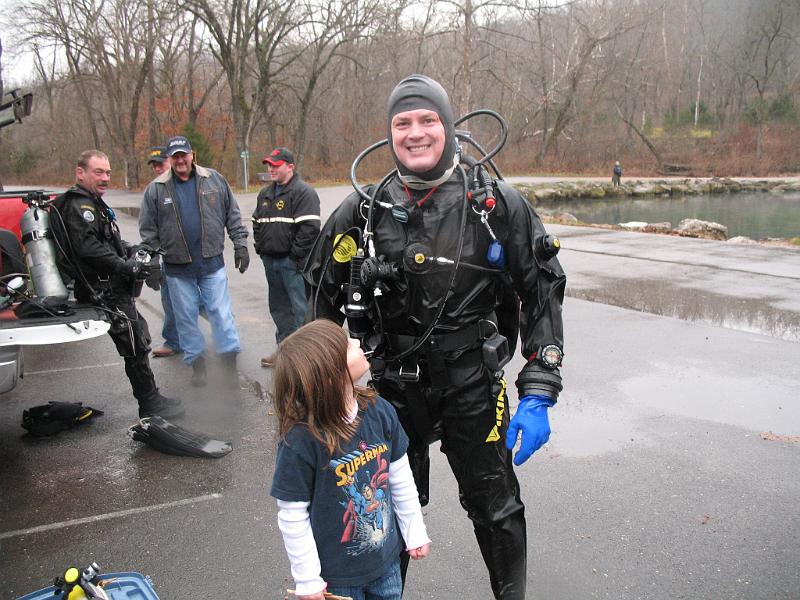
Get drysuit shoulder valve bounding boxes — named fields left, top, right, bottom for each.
left=535, top=234, right=560, bottom=261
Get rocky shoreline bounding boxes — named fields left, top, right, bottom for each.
left=513, top=178, right=800, bottom=247
left=514, top=177, right=800, bottom=201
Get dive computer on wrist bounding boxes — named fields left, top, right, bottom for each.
left=537, top=344, right=563, bottom=369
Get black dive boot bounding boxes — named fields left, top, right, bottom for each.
left=126, top=354, right=185, bottom=419
left=138, top=391, right=185, bottom=419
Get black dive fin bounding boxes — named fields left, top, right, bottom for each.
left=128, top=416, right=233, bottom=458
left=128, top=424, right=193, bottom=457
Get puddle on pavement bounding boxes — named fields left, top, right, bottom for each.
left=568, top=279, right=800, bottom=341
left=544, top=396, right=650, bottom=458
left=620, top=362, right=800, bottom=435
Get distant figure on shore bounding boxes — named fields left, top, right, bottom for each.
left=612, top=161, right=622, bottom=186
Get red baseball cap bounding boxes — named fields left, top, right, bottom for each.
left=263, top=147, right=295, bottom=166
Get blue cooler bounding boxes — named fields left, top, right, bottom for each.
left=17, top=572, right=160, bottom=600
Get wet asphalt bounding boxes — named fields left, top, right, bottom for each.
left=0, top=185, right=798, bottom=599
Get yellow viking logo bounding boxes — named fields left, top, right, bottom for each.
left=276, top=200, right=285, bottom=210
left=485, top=378, right=507, bottom=443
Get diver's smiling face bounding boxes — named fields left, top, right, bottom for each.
left=76, top=156, right=111, bottom=197
left=391, top=109, right=445, bottom=174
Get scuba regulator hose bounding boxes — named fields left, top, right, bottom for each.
left=454, top=108, right=509, bottom=179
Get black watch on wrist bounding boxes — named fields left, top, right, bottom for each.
left=537, top=344, right=563, bottom=369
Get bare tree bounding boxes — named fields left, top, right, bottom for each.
left=85, top=0, right=159, bottom=187
left=3, top=0, right=799, bottom=181
left=151, top=14, right=223, bottom=140
left=739, top=0, right=793, bottom=157
left=15, top=0, right=169, bottom=186
left=16, top=0, right=101, bottom=147
left=435, top=0, right=515, bottom=114
left=286, top=0, right=392, bottom=164
left=689, top=0, right=710, bottom=128
left=183, top=0, right=300, bottom=183
left=535, top=2, right=638, bottom=162
left=184, top=20, right=224, bottom=129
left=30, top=43, right=59, bottom=122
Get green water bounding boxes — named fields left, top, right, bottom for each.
left=546, top=192, right=800, bottom=239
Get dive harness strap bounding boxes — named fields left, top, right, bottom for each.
left=382, top=318, right=499, bottom=386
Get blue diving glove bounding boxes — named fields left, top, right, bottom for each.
left=505, top=394, right=554, bottom=466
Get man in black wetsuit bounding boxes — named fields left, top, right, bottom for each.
left=52, top=149, right=183, bottom=420
left=304, top=76, right=566, bottom=598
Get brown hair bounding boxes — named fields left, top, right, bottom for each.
left=273, top=319, right=376, bottom=456
left=77, top=150, right=109, bottom=169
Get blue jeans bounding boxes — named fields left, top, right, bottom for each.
left=166, top=268, right=241, bottom=365
left=261, top=255, right=308, bottom=342
left=326, top=560, right=402, bottom=600
left=160, top=279, right=181, bottom=351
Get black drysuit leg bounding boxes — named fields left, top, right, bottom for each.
left=123, top=353, right=158, bottom=402
left=381, top=349, right=527, bottom=600
left=107, top=297, right=158, bottom=403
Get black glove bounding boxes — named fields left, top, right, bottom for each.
left=119, top=256, right=152, bottom=281
left=144, top=255, right=163, bottom=290
left=145, top=271, right=162, bottom=291
left=234, top=246, right=250, bottom=274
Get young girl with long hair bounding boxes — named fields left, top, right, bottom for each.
left=270, top=319, right=431, bottom=600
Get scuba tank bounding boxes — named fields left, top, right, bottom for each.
left=20, top=191, right=68, bottom=305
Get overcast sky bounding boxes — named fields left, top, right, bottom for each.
left=0, top=0, right=36, bottom=87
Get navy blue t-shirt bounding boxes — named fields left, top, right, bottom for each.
left=271, top=396, right=409, bottom=587
left=164, top=171, right=224, bottom=278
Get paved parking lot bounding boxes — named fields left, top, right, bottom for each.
left=1, top=186, right=798, bottom=599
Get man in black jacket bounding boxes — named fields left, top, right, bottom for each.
left=304, top=76, right=566, bottom=599
left=252, top=147, right=320, bottom=367
left=52, top=149, right=183, bottom=419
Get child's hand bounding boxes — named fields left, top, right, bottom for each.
left=295, top=587, right=327, bottom=600
left=408, top=542, right=431, bottom=560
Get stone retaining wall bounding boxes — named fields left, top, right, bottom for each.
left=513, top=178, right=800, bottom=203
left=511, top=178, right=800, bottom=247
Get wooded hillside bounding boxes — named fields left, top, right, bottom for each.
left=1, top=0, right=798, bottom=188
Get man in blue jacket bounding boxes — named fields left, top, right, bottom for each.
left=140, top=136, right=250, bottom=387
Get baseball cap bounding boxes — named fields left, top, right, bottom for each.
left=166, top=136, right=192, bottom=156
left=147, top=146, right=167, bottom=164
left=262, top=147, right=295, bottom=166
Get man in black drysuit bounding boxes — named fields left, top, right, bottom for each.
left=52, top=149, right=183, bottom=420
left=304, top=75, right=566, bottom=598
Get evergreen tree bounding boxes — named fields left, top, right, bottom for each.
left=181, top=122, right=213, bottom=166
